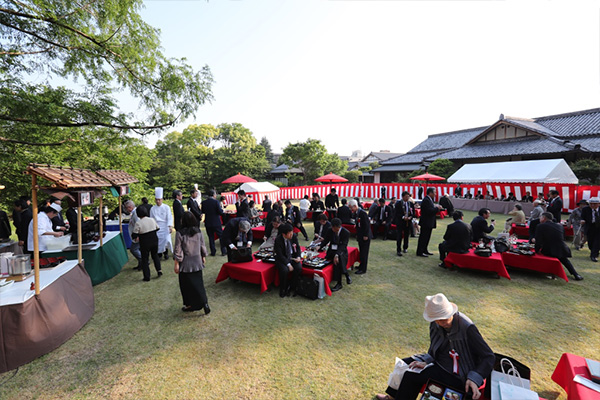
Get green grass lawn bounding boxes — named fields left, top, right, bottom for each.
left=1, top=209, right=598, bottom=399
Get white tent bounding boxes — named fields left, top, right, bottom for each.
left=447, top=159, right=579, bottom=184
left=235, top=182, right=281, bottom=205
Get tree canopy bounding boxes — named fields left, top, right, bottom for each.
left=279, top=139, right=347, bottom=185
left=0, top=0, right=213, bottom=141
left=426, top=159, right=457, bottom=180
left=570, top=158, right=600, bottom=184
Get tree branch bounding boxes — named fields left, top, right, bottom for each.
left=0, top=114, right=179, bottom=132
left=0, top=136, right=78, bottom=146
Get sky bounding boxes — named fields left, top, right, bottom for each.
left=136, top=0, right=600, bottom=157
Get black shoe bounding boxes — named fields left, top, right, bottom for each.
left=164, top=253, right=169, bottom=260
left=416, top=253, right=428, bottom=257
left=204, top=304, right=211, bottom=315
left=221, top=253, right=227, bottom=257
left=403, top=249, right=408, bottom=253
left=438, top=262, right=446, bottom=268
left=305, top=237, right=309, bottom=241
left=573, top=274, right=584, bottom=281
left=143, top=277, right=150, bottom=282
left=591, top=257, right=598, bottom=262
left=355, top=270, right=366, bottom=275
left=383, top=237, right=388, bottom=241
left=397, top=252, right=403, bottom=257
left=210, top=253, right=216, bottom=257
left=279, top=291, right=286, bottom=298
left=331, top=282, right=343, bottom=292
left=157, top=271, right=163, bottom=277
left=425, top=251, right=434, bottom=256
left=346, top=275, right=352, bottom=285
left=133, top=266, right=141, bottom=271
left=182, top=306, right=194, bottom=312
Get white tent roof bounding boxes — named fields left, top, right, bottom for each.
left=236, top=181, right=280, bottom=193
left=447, top=159, right=579, bottom=184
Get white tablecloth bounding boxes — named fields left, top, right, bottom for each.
left=42, top=231, right=121, bottom=254
left=0, top=260, right=79, bottom=306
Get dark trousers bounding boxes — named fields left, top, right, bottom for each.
left=439, top=241, right=449, bottom=261
left=357, top=237, right=370, bottom=272
left=140, top=243, right=161, bottom=280
left=295, top=222, right=308, bottom=240
left=206, top=225, right=226, bottom=256
left=373, top=220, right=390, bottom=239
left=277, top=260, right=301, bottom=295
left=328, top=252, right=348, bottom=282
left=386, top=358, right=466, bottom=400
left=327, top=210, right=337, bottom=220
left=528, top=219, right=540, bottom=241
left=587, top=228, right=600, bottom=258
left=179, top=270, right=208, bottom=310
left=558, top=257, right=578, bottom=276
left=417, top=227, right=433, bottom=255
left=397, top=220, right=411, bottom=253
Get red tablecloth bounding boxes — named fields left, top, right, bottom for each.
left=251, top=226, right=300, bottom=241
left=501, top=251, right=569, bottom=282
left=414, top=209, right=448, bottom=219
left=510, top=223, right=574, bottom=237
left=215, top=258, right=277, bottom=293
left=216, top=247, right=360, bottom=295
left=552, top=353, right=600, bottom=400
left=443, top=249, right=511, bottom=279
left=306, top=210, right=328, bottom=220
left=343, top=224, right=357, bottom=234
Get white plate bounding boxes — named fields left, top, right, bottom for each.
left=0, top=279, right=14, bottom=292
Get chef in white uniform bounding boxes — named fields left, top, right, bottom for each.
left=150, top=187, right=173, bottom=260
left=28, top=203, right=64, bottom=252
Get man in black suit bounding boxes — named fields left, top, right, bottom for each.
left=284, top=200, right=309, bottom=241
left=439, top=195, right=454, bottom=216
left=438, top=211, right=472, bottom=267
left=138, top=197, right=153, bottom=217
left=325, top=188, right=340, bottom=220
left=417, top=188, right=441, bottom=257
left=418, top=184, right=424, bottom=200
left=310, top=193, right=325, bottom=231
left=581, top=197, right=600, bottom=262
left=547, top=190, right=563, bottom=222
left=318, top=218, right=351, bottom=291
left=236, top=190, right=251, bottom=219
left=222, top=217, right=253, bottom=262
left=172, top=190, right=185, bottom=232
left=187, top=188, right=203, bottom=226
left=201, top=189, right=226, bottom=256
left=349, top=198, right=371, bottom=274
left=0, top=207, right=11, bottom=240
left=314, top=213, right=332, bottom=243
left=372, top=198, right=393, bottom=240
left=274, top=223, right=302, bottom=297
left=262, top=195, right=272, bottom=213
left=337, top=198, right=353, bottom=224
left=471, top=208, right=495, bottom=243
left=266, top=202, right=281, bottom=227
left=395, top=191, right=415, bottom=256
left=535, top=212, right=583, bottom=280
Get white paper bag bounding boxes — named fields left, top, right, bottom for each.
left=498, top=381, right=539, bottom=400
left=490, top=357, right=533, bottom=400
left=313, top=274, right=325, bottom=299
left=387, top=358, right=409, bottom=390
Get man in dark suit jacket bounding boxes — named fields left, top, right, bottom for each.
left=337, top=198, right=353, bottom=224
left=372, top=198, right=393, bottom=240
left=350, top=199, right=371, bottom=274
left=0, top=208, right=11, bottom=240
left=471, top=208, right=495, bottom=243
left=438, top=211, right=472, bottom=267
left=535, top=212, right=583, bottom=280
left=284, top=200, right=309, bottom=240
left=262, top=195, right=272, bottom=213
left=395, top=191, right=415, bottom=256
left=418, top=185, right=424, bottom=200
left=202, top=190, right=226, bottom=256
left=274, top=223, right=302, bottom=297
left=187, top=188, right=203, bottom=226
left=417, top=188, right=441, bottom=257
left=222, top=217, right=253, bottom=262
left=266, top=203, right=281, bottom=227
left=310, top=194, right=325, bottom=231
left=325, top=188, right=340, bottom=219
left=581, top=198, right=600, bottom=262
left=546, top=190, right=563, bottom=222
left=236, top=190, right=251, bottom=219
left=439, top=195, right=454, bottom=216
left=314, top=213, right=332, bottom=242
left=172, top=190, right=185, bottom=231
left=318, top=218, right=351, bottom=291
left=138, top=197, right=153, bottom=217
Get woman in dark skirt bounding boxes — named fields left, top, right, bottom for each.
left=173, top=211, right=210, bottom=314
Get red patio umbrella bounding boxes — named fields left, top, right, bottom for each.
left=314, top=173, right=348, bottom=183
left=222, top=173, right=257, bottom=184
left=410, top=173, right=445, bottom=182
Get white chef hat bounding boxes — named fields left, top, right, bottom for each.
left=155, top=187, right=163, bottom=199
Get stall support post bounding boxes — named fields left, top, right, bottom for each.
left=77, top=205, right=83, bottom=264
left=99, top=196, right=103, bottom=247
left=118, top=195, right=123, bottom=233
left=31, top=175, right=40, bottom=296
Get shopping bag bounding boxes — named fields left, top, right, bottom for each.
left=387, top=358, right=409, bottom=390
left=228, top=247, right=253, bottom=263
left=498, top=381, right=539, bottom=400
left=490, top=358, right=533, bottom=400
left=313, top=273, right=325, bottom=299
left=572, top=225, right=583, bottom=248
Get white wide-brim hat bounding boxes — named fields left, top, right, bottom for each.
left=589, top=197, right=600, bottom=204
left=49, top=203, right=62, bottom=213
left=423, top=293, right=458, bottom=322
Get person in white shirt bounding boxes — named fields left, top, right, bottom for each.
left=150, top=187, right=174, bottom=260
left=299, top=195, right=310, bottom=220
left=27, top=203, right=64, bottom=252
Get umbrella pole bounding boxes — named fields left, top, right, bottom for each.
left=31, top=175, right=40, bottom=296
left=99, top=196, right=103, bottom=247
left=77, top=205, right=83, bottom=264
left=118, top=195, right=122, bottom=234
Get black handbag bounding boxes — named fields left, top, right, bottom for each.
left=228, top=247, right=253, bottom=263
left=474, top=246, right=492, bottom=257
left=295, top=276, right=319, bottom=300
left=494, top=238, right=510, bottom=253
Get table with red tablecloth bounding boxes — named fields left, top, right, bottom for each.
left=443, top=249, right=511, bottom=279
left=306, top=210, right=328, bottom=221
left=510, top=223, right=574, bottom=237
left=552, top=353, right=600, bottom=400
left=414, top=208, right=448, bottom=219
left=251, top=225, right=300, bottom=240
left=215, top=246, right=360, bottom=295
left=501, top=251, right=569, bottom=282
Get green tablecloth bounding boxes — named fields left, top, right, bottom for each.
left=42, top=232, right=128, bottom=285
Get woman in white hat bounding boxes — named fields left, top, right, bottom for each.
left=376, top=293, right=494, bottom=400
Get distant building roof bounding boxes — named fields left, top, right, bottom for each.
left=362, top=151, right=404, bottom=162
left=269, top=164, right=303, bottom=174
